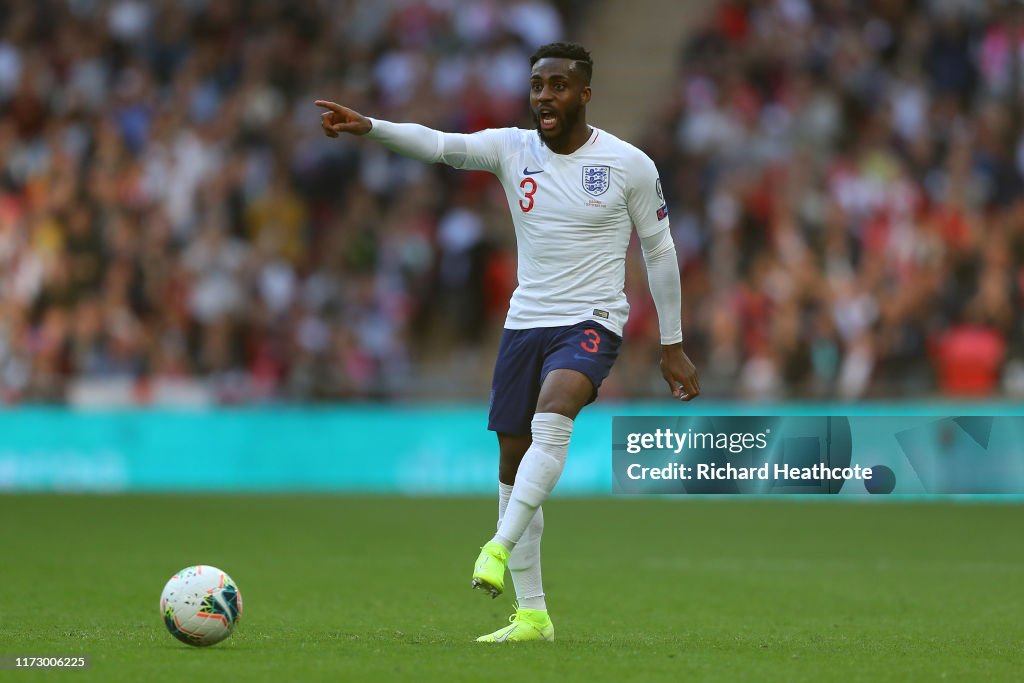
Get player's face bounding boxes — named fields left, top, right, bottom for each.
left=529, top=58, right=591, bottom=146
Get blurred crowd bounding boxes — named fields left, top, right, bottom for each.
left=0, top=0, right=569, bottom=403
left=625, top=0, right=1024, bottom=400
left=0, top=0, right=1022, bottom=404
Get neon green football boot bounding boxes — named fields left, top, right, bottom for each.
left=476, top=607, right=554, bottom=642
left=471, top=541, right=510, bottom=598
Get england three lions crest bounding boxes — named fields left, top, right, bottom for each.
left=582, top=165, right=610, bottom=196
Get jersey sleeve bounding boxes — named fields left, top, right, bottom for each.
left=365, top=119, right=514, bottom=176
left=438, top=128, right=515, bottom=174
left=625, top=151, right=669, bottom=239
left=639, top=226, right=684, bottom=344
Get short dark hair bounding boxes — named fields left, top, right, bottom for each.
left=529, top=42, right=593, bottom=85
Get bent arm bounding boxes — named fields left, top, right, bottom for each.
left=638, top=224, right=683, bottom=345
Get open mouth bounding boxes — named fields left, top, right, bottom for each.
left=538, top=109, right=558, bottom=131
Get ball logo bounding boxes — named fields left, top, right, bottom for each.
left=656, top=178, right=663, bottom=201
left=582, top=166, right=610, bottom=196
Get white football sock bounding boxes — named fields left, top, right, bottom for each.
left=494, top=412, right=573, bottom=550
left=497, top=482, right=513, bottom=524
left=498, top=481, right=546, bottom=610
left=510, top=506, right=546, bottom=610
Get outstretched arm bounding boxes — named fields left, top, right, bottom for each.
left=639, top=226, right=701, bottom=401
left=314, top=100, right=504, bottom=172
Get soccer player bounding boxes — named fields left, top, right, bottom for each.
left=316, top=42, right=700, bottom=642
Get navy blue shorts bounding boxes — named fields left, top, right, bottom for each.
left=488, top=322, right=622, bottom=435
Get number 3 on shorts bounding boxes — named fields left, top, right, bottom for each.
left=580, top=329, right=601, bottom=353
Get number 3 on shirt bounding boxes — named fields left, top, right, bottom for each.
left=519, top=177, right=538, bottom=212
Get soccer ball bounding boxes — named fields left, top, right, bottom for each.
left=160, top=565, right=243, bottom=647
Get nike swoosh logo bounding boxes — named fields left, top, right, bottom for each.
left=573, top=354, right=597, bottom=363
left=523, top=167, right=545, bottom=175
left=494, top=626, right=516, bottom=642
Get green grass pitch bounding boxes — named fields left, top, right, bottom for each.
left=0, top=495, right=1020, bottom=682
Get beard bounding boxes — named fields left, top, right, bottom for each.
left=532, top=103, right=582, bottom=148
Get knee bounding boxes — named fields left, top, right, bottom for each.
left=534, top=396, right=581, bottom=419
left=535, top=369, right=594, bottom=419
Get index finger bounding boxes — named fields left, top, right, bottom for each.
left=314, top=100, right=346, bottom=114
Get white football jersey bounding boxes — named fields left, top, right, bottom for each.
left=451, top=127, right=669, bottom=336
